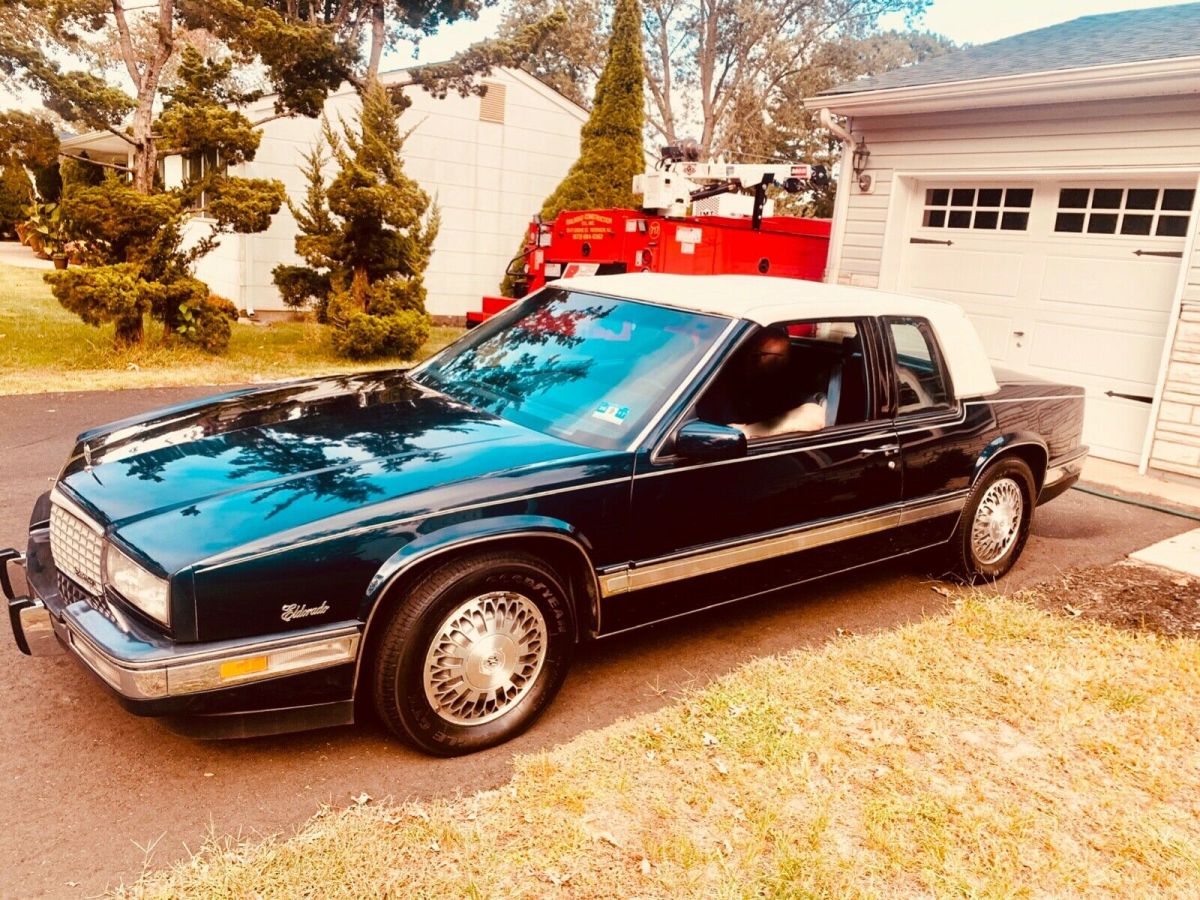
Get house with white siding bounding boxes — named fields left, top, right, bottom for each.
left=60, top=66, right=587, bottom=320
left=805, top=3, right=1200, bottom=485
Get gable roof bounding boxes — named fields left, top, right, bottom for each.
left=822, top=3, right=1200, bottom=97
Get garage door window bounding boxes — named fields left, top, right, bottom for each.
left=1054, top=187, right=1195, bottom=237
left=922, top=187, right=1032, bottom=231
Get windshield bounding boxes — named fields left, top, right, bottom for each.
left=412, top=288, right=728, bottom=450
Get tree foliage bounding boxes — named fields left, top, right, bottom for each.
left=0, top=110, right=60, bottom=236
left=43, top=44, right=288, bottom=349
left=501, top=0, right=953, bottom=206
left=498, top=0, right=603, bottom=108
left=739, top=28, right=955, bottom=216
left=643, top=0, right=936, bottom=155
left=0, top=165, right=32, bottom=239
left=3, top=0, right=499, bottom=350
left=0, top=111, right=60, bottom=170
left=408, top=9, right=572, bottom=99
left=273, top=84, right=437, bottom=359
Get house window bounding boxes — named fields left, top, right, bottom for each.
left=183, top=149, right=223, bottom=212
left=1053, top=187, right=1195, bottom=237
left=922, top=186, right=1032, bottom=231
left=479, top=82, right=506, bottom=124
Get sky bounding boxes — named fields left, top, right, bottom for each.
left=878, top=0, right=1198, bottom=44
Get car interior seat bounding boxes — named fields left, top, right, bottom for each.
left=833, top=335, right=867, bottom=426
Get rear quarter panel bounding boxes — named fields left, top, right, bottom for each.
left=985, top=379, right=1087, bottom=462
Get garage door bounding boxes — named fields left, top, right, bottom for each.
left=899, top=179, right=1194, bottom=462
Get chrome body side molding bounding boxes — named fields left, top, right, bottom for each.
left=599, top=492, right=968, bottom=598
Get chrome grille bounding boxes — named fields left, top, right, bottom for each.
left=57, top=572, right=118, bottom=625
left=49, top=499, right=104, bottom=595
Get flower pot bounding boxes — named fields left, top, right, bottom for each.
left=52, top=256, right=68, bottom=270
left=14, top=222, right=28, bottom=245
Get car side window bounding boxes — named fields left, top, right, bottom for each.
left=695, top=319, right=872, bottom=440
left=885, top=317, right=953, bottom=415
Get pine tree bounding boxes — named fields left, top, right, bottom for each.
left=501, top=0, right=645, bottom=295
left=273, top=84, right=438, bottom=359
left=540, top=0, right=644, bottom=217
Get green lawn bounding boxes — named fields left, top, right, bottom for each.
left=0, top=263, right=463, bottom=394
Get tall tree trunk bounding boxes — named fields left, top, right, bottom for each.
left=366, top=0, right=385, bottom=86
left=130, top=106, right=158, bottom=194
left=120, top=0, right=174, bottom=197
left=115, top=314, right=145, bottom=346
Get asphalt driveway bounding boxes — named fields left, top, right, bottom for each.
left=0, top=386, right=1194, bottom=898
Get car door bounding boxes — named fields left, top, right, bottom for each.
left=882, top=315, right=979, bottom=552
left=597, top=317, right=904, bottom=635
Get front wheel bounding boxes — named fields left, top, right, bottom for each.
left=947, top=458, right=1035, bottom=583
left=372, top=551, right=574, bottom=756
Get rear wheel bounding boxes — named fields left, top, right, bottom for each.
left=947, top=458, right=1035, bottom=583
left=372, top=551, right=574, bottom=756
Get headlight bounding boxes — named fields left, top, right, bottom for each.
left=104, top=543, right=170, bottom=627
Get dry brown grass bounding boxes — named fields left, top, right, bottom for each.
left=118, top=594, right=1200, bottom=899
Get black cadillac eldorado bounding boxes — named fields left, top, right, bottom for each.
left=3, top=273, right=1087, bottom=755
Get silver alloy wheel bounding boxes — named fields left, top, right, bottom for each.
left=423, top=590, right=548, bottom=726
left=971, top=477, right=1024, bottom=565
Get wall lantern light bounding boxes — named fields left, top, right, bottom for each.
left=852, top=139, right=871, bottom=191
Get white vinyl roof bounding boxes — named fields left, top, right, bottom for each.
left=550, top=272, right=1000, bottom=399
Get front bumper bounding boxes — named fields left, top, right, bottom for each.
left=3, top=550, right=61, bottom=656
left=4, top=518, right=363, bottom=734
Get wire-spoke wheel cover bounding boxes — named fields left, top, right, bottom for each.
left=971, top=477, right=1024, bottom=565
left=423, top=590, right=548, bottom=726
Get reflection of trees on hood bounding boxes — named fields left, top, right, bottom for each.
left=118, top=372, right=493, bottom=517
left=439, top=299, right=614, bottom=414
left=228, top=432, right=383, bottom=520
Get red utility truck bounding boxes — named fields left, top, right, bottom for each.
left=470, top=149, right=833, bottom=326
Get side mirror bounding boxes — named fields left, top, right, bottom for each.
left=674, top=420, right=747, bottom=462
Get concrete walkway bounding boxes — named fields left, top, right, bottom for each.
left=1081, top=457, right=1200, bottom=512
left=1080, top=459, right=1200, bottom=579
left=0, top=239, right=52, bottom=270
left=1131, top=528, right=1200, bottom=578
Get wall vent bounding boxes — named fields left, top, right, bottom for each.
left=479, top=82, right=506, bottom=124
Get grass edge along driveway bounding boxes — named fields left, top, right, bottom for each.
left=120, top=593, right=1200, bottom=899
left=0, top=262, right=462, bottom=395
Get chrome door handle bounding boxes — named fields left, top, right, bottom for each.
left=859, top=444, right=900, bottom=458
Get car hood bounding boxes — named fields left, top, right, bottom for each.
left=57, top=371, right=601, bottom=572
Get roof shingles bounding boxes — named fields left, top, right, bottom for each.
left=822, top=2, right=1200, bottom=96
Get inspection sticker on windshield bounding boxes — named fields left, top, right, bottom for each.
left=592, top=401, right=630, bottom=426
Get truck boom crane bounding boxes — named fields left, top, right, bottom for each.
left=634, top=143, right=829, bottom=228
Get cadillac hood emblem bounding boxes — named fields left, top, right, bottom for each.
left=82, top=442, right=93, bottom=471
